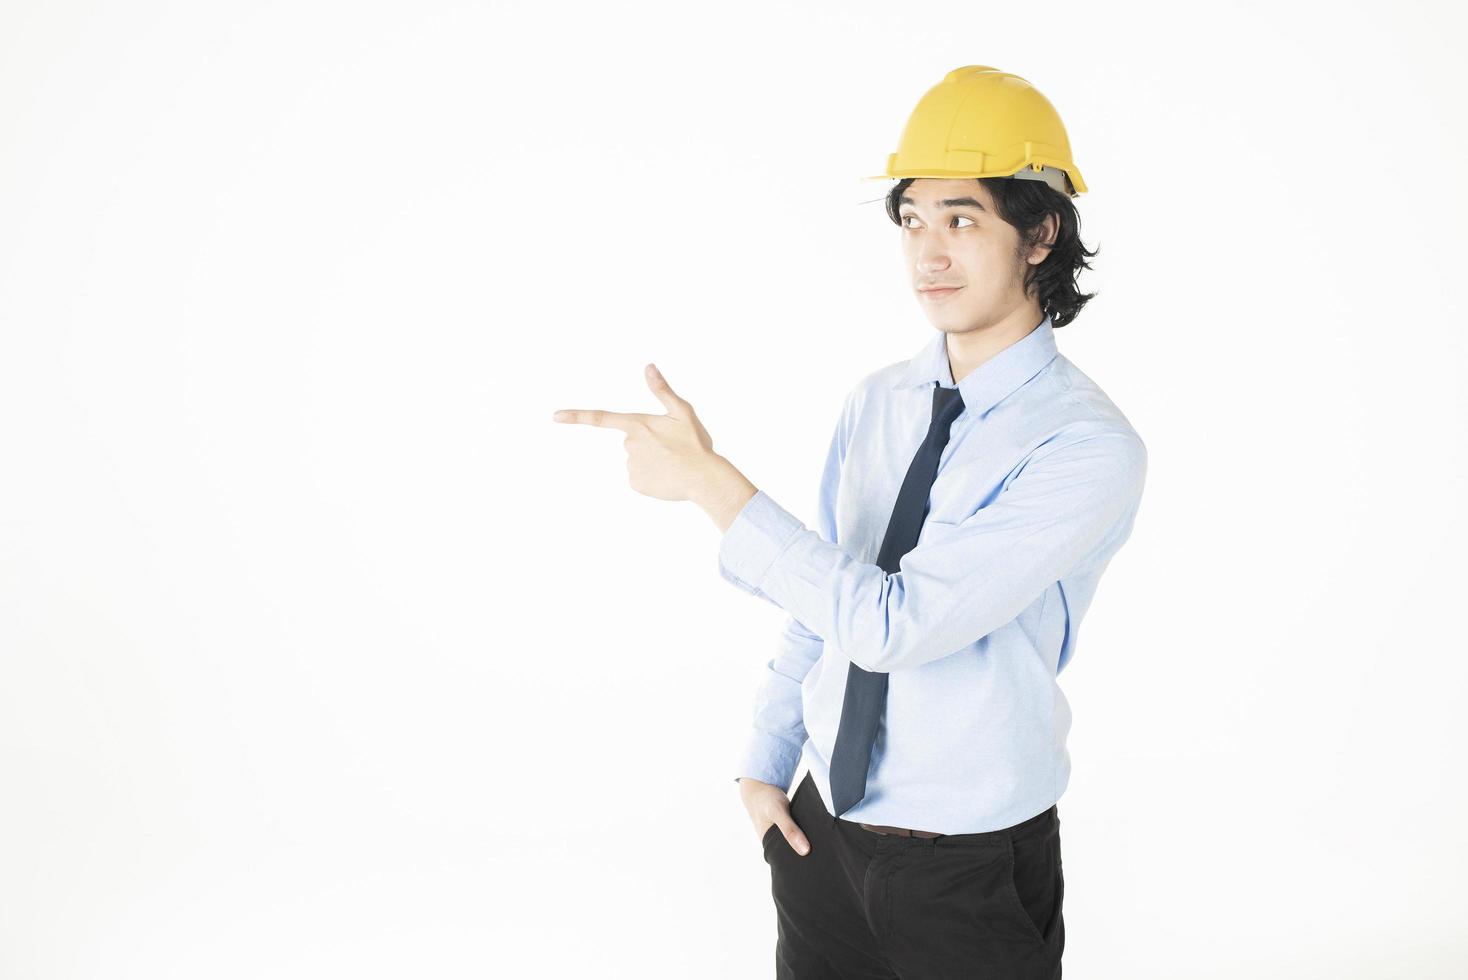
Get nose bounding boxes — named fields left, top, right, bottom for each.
left=914, top=236, right=950, bottom=274
left=917, top=249, right=951, bottom=276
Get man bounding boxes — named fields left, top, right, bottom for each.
left=553, top=66, right=1145, bottom=978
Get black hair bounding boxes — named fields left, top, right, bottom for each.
left=883, top=176, right=1098, bottom=328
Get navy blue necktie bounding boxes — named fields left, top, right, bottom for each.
left=828, top=383, right=965, bottom=817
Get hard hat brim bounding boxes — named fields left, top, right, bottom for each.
left=858, top=167, right=1083, bottom=198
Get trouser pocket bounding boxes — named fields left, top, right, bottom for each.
left=1005, top=824, right=1062, bottom=945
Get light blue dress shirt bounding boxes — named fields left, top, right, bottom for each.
left=720, top=315, right=1147, bottom=834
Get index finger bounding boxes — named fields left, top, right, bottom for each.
left=551, top=409, right=644, bottom=430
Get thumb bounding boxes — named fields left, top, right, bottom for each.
left=776, top=814, right=811, bottom=856
left=644, top=363, right=693, bottom=418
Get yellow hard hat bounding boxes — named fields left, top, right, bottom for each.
left=865, top=65, right=1086, bottom=198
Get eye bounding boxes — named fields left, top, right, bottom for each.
left=900, top=214, right=976, bottom=229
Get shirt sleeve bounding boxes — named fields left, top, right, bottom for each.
left=733, top=393, right=851, bottom=789
left=719, top=420, right=1147, bottom=674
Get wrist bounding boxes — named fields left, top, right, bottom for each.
left=695, top=455, right=757, bottom=532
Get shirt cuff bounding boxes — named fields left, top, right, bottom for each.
left=717, top=490, right=806, bottom=596
left=734, top=731, right=805, bottom=791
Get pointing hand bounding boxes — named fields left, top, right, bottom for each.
left=552, top=363, right=723, bottom=503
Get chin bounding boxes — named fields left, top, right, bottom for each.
left=929, top=311, right=977, bottom=331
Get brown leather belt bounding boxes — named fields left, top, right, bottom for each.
left=857, top=822, right=943, bottom=838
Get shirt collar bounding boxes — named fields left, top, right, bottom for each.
left=889, top=315, right=1059, bottom=417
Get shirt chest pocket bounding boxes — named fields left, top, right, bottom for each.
left=917, top=515, right=967, bottom=547
left=925, top=454, right=1022, bottom=526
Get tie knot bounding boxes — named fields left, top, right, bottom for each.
left=932, top=384, right=965, bottom=424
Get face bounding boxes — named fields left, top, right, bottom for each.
left=897, top=178, right=1052, bottom=333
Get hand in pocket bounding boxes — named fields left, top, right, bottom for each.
left=738, top=777, right=811, bottom=855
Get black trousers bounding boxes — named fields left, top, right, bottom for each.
left=761, top=770, right=1064, bottom=979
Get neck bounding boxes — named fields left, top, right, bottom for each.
left=943, top=303, right=1044, bottom=385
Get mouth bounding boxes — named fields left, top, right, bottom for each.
left=919, top=286, right=963, bottom=300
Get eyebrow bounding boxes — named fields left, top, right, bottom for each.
left=898, top=195, right=988, bottom=213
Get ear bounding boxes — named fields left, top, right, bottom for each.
left=1028, top=213, right=1060, bottom=265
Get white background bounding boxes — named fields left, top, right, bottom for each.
left=2, top=1, right=1465, bottom=977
